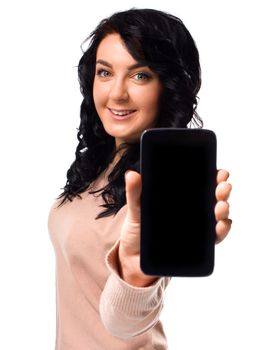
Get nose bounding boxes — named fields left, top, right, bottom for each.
left=108, top=77, right=129, bottom=102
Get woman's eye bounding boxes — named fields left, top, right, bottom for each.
left=134, top=72, right=150, bottom=81
left=97, top=69, right=111, bottom=78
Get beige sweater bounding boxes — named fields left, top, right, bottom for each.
left=48, top=167, right=170, bottom=349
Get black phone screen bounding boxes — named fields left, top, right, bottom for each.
left=140, top=128, right=217, bottom=277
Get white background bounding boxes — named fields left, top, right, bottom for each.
left=0, top=0, right=262, bottom=349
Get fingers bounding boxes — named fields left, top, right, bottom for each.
left=215, top=200, right=229, bottom=221
left=125, top=170, right=142, bottom=223
left=217, top=169, right=229, bottom=184
left=215, top=169, right=232, bottom=243
left=216, top=181, right=232, bottom=201
left=215, top=219, right=232, bottom=244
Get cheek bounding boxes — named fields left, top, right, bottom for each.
left=93, top=81, right=107, bottom=108
left=141, top=89, right=161, bottom=117
left=92, top=82, right=99, bottom=108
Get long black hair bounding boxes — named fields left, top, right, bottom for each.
left=56, top=8, right=202, bottom=218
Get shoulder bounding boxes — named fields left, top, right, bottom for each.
left=48, top=196, right=66, bottom=216
left=47, top=196, right=68, bottom=236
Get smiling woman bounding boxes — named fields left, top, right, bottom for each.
left=93, top=33, right=163, bottom=146
left=47, top=8, right=232, bottom=350
left=57, top=8, right=204, bottom=218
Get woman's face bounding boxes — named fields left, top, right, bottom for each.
left=93, top=33, right=163, bottom=147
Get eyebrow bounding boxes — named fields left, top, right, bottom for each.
left=96, top=59, right=148, bottom=71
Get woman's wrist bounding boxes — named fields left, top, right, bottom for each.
left=118, top=249, right=157, bottom=287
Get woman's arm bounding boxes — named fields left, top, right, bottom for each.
left=100, top=238, right=170, bottom=339
left=100, top=169, right=232, bottom=339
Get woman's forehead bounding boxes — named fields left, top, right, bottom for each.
left=96, top=33, right=139, bottom=67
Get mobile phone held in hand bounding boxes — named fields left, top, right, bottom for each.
left=140, top=128, right=217, bottom=277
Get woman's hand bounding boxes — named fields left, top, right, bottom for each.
left=118, top=169, right=232, bottom=287
left=215, top=169, right=232, bottom=243
left=118, top=171, right=156, bottom=287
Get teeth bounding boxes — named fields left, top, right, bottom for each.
left=111, top=109, right=134, bottom=116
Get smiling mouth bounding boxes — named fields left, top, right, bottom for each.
left=108, top=108, right=136, bottom=117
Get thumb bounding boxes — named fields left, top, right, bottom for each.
left=125, top=170, right=142, bottom=223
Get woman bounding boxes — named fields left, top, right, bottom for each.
left=48, top=8, right=232, bottom=350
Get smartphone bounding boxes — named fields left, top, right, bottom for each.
left=140, top=128, right=217, bottom=277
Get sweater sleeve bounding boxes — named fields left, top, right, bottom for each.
left=99, top=239, right=171, bottom=339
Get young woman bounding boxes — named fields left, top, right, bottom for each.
left=48, top=8, right=232, bottom=350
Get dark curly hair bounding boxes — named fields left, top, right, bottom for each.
left=56, top=8, right=202, bottom=218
